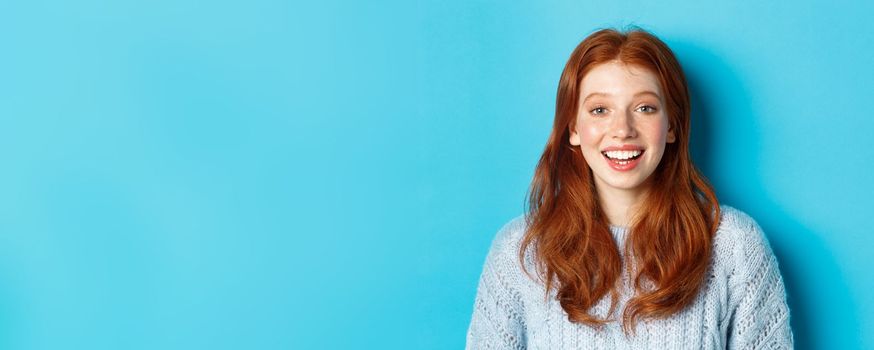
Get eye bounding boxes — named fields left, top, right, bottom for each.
left=636, top=105, right=658, bottom=113
left=590, top=106, right=608, bottom=116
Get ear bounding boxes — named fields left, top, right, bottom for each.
left=569, top=126, right=581, bottom=146
left=667, top=127, right=676, bottom=143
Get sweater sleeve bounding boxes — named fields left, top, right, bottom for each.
left=465, top=218, right=528, bottom=350
left=725, top=212, right=794, bottom=349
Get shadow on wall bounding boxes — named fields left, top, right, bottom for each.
left=673, top=41, right=861, bottom=349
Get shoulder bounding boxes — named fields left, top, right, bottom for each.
left=712, top=205, right=780, bottom=284
left=714, top=205, right=773, bottom=258
left=714, top=207, right=793, bottom=346
left=716, top=205, right=758, bottom=234
left=480, top=214, right=532, bottom=278
left=489, top=214, right=529, bottom=252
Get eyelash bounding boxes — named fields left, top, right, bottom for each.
left=589, top=105, right=658, bottom=116
left=590, top=106, right=608, bottom=115
left=637, top=105, right=657, bottom=113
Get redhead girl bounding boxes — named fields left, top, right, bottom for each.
left=466, top=28, right=793, bottom=349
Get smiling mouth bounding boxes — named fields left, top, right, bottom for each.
left=601, top=149, right=644, bottom=163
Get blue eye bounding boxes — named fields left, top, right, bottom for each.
left=590, top=107, right=608, bottom=115
left=637, top=105, right=657, bottom=113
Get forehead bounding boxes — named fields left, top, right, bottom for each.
left=579, top=60, right=662, bottom=98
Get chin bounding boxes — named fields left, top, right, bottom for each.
left=596, top=173, right=653, bottom=192
left=611, top=181, right=647, bottom=191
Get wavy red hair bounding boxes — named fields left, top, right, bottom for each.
left=519, top=28, right=721, bottom=332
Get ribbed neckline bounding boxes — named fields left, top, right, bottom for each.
left=609, top=224, right=628, bottom=231
left=609, top=225, right=629, bottom=248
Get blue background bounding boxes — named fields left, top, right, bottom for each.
left=1, top=0, right=871, bottom=349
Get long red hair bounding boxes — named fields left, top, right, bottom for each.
left=519, top=28, right=720, bottom=332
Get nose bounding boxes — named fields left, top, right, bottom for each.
left=610, top=110, right=637, bottom=139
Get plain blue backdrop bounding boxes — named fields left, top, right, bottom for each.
left=1, top=0, right=872, bottom=349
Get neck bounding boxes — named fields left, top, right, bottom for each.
left=596, top=186, right=648, bottom=227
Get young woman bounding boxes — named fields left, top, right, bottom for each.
left=466, top=28, right=793, bottom=349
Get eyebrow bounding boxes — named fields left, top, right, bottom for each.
left=582, top=91, right=661, bottom=103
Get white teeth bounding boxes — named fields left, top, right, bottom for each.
left=603, top=150, right=642, bottom=160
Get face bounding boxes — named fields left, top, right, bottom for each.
left=569, top=60, right=675, bottom=199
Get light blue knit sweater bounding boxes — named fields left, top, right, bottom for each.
left=466, top=206, right=793, bottom=349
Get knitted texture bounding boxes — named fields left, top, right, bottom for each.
left=466, top=205, right=793, bottom=349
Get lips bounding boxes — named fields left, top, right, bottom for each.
left=601, top=148, right=645, bottom=171
left=602, top=149, right=643, bottom=160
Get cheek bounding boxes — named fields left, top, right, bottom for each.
left=644, top=117, right=671, bottom=142
left=576, top=123, right=605, bottom=167
left=577, top=123, right=604, bottom=146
